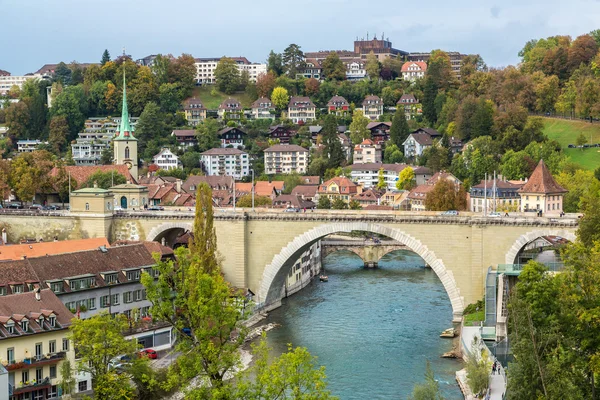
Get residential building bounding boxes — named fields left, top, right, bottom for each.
left=194, top=57, right=266, bottom=85
left=152, top=148, right=182, bottom=171
left=349, top=163, right=432, bottom=190
left=366, top=122, right=391, bottom=144
left=284, top=242, right=322, bottom=297
left=218, top=98, right=243, bottom=120
left=407, top=51, right=467, bottom=78
left=362, top=95, right=384, bottom=120
left=317, top=177, right=360, bottom=204
left=297, top=59, right=322, bottom=80
left=291, top=185, right=319, bottom=202
left=182, top=175, right=234, bottom=193
left=401, top=61, right=427, bottom=81
left=518, top=159, right=568, bottom=214
left=346, top=59, right=367, bottom=80
left=183, top=98, right=206, bottom=126
left=353, top=139, right=382, bottom=164
left=200, top=148, right=250, bottom=179
left=397, top=94, right=422, bottom=119
left=144, top=183, right=193, bottom=207
left=327, top=95, right=350, bottom=117
left=33, top=63, right=99, bottom=78
left=254, top=181, right=280, bottom=199
left=0, top=74, right=38, bottom=96
left=470, top=179, right=524, bottom=213
left=403, top=133, right=433, bottom=158
left=268, top=125, right=295, bottom=144
left=0, top=290, right=80, bottom=399
left=0, top=238, right=109, bottom=262
left=382, top=190, right=410, bottom=209
left=171, top=130, right=198, bottom=148
left=264, top=144, right=309, bottom=174
left=352, top=189, right=383, bottom=207
left=407, top=172, right=462, bottom=211
left=16, top=140, right=43, bottom=153
left=287, top=97, right=316, bottom=124
left=71, top=127, right=113, bottom=166
left=273, top=194, right=315, bottom=209
left=136, top=54, right=159, bottom=67
left=113, top=75, right=139, bottom=180
left=218, top=127, right=246, bottom=148
left=251, top=98, right=276, bottom=120
left=339, top=133, right=352, bottom=161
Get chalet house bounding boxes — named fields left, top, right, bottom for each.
left=366, top=122, right=391, bottom=144
left=183, top=98, right=206, bottom=126
left=218, top=98, right=243, bottom=120
left=362, top=95, right=384, bottom=120
left=152, top=148, right=182, bottom=171
left=251, top=97, right=276, bottom=120
left=403, top=133, right=433, bottom=158
left=327, top=95, right=350, bottom=117
left=287, top=97, right=316, bottom=124
left=346, top=59, right=367, bottom=80
left=518, top=160, right=567, bottom=214
left=171, top=130, right=198, bottom=148
left=269, top=125, right=296, bottom=144
left=218, top=127, right=246, bottom=148
left=401, top=61, right=427, bottom=81
left=297, top=59, right=322, bottom=80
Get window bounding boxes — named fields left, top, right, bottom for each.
left=140, top=306, right=150, bottom=317
left=49, top=385, right=58, bottom=398
left=22, top=370, right=29, bottom=384
left=142, top=289, right=147, bottom=300
left=50, top=282, right=63, bottom=293
left=22, top=320, right=29, bottom=333
left=112, top=293, right=120, bottom=305
left=12, top=285, right=23, bottom=294
left=134, top=290, right=142, bottom=302
left=0, top=286, right=5, bottom=296
left=78, top=380, right=88, bottom=392
left=5, top=321, right=14, bottom=334
left=49, top=340, right=56, bottom=354
left=62, top=338, right=69, bottom=352
left=104, top=273, right=118, bottom=285
left=50, top=365, right=57, bottom=379
left=35, top=342, right=42, bottom=359
left=87, top=298, right=95, bottom=311
left=69, top=277, right=96, bottom=291
left=36, top=367, right=43, bottom=382
left=125, top=146, right=130, bottom=159
left=7, top=347, right=14, bottom=363
left=100, top=295, right=110, bottom=308
left=85, top=203, right=89, bottom=211
left=124, top=291, right=132, bottom=303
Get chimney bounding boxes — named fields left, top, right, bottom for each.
left=176, top=180, right=182, bottom=193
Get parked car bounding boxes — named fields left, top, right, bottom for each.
left=568, top=144, right=575, bottom=148
left=148, top=206, right=164, bottom=211
left=440, top=210, right=459, bottom=216
left=7, top=203, right=23, bottom=209
left=284, top=208, right=299, bottom=213
left=139, top=349, right=158, bottom=359
left=29, top=204, right=43, bottom=210
left=488, top=212, right=502, bottom=218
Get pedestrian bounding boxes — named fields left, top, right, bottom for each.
left=492, top=362, right=496, bottom=375
left=504, top=212, right=509, bottom=217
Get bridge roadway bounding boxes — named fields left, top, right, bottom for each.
left=0, top=209, right=579, bottom=321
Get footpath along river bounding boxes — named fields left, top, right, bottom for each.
left=263, top=250, right=464, bottom=399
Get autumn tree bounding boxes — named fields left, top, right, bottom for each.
left=376, top=168, right=387, bottom=190
left=397, top=166, right=416, bottom=190
left=425, top=179, right=466, bottom=211
left=322, top=52, right=346, bottom=81
left=215, top=57, right=240, bottom=94
left=365, top=51, right=380, bottom=79
left=256, top=71, right=277, bottom=98
left=349, top=109, right=371, bottom=145
left=237, top=194, right=272, bottom=208
left=567, top=34, right=598, bottom=72
left=48, top=115, right=69, bottom=155
left=271, top=86, right=289, bottom=112
left=305, top=77, right=320, bottom=96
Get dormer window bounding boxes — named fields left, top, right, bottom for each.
left=127, top=270, right=141, bottom=281
left=38, top=316, right=44, bottom=328
left=5, top=321, right=14, bottom=334
left=50, top=282, right=63, bottom=293
left=49, top=316, right=56, bottom=328
left=21, top=320, right=28, bottom=333
left=104, top=273, right=118, bottom=285
left=12, top=285, right=23, bottom=294
left=0, top=286, right=6, bottom=296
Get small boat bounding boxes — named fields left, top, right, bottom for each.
left=319, top=275, right=329, bottom=282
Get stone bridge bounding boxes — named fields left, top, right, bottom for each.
left=321, top=239, right=408, bottom=268
left=0, top=209, right=578, bottom=321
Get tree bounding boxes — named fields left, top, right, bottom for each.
left=389, top=107, right=410, bottom=149
left=142, top=183, right=246, bottom=395
left=267, top=50, right=284, bottom=76
left=422, top=142, right=450, bottom=172
left=158, top=82, right=182, bottom=113
left=365, top=51, right=380, bottom=79
left=135, top=101, right=167, bottom=158
left=84, top=170, right=126, bottom=189
left=180, top=151, right=201, bottom=171
left=321, top=52, right=346, bottom=81
left=397, top=166, right=416, bottom=190
left=425, top=179, right=466, bottom=211
left=322, top=115, right=345, bottom=168
left=500, top=150, right=535, bottom=180
left=54, top=62, right=72, bottom=85
left=196, top=119, right=221, bottom=152
left=317, top=196, right=331, bottom=209
left=568, top=34, right=598, bottom=72
left=256, top=71, right=277, bottom=98
left=68, top=312, right=137, bottom=397
left=101, top=49, right=111, bottom=65
left=0, top=160, right=11, bottom=204
left=237, top=194, right=272, bottom=208
left=331, top=198, right=348, bottom=209
left=271, top=86, right=290, bottom=111
left=384, top=143, right=404, bottom=164
left=409, top=361, right=444, bottom=400
left=376, top=168, right=387, bottom=190
left=52, top=85, right=87, bottom=141
left=576, top=132, right=588, bottom=149
left=349, top=199, right=362, bottom=210
left=466, top=343, right=491, bottom=397
left=349, top=109, right=371, bottom=145
left=282, top=44, right=306, bottom=78
left=48, top=115, right=69, bottom=155
left=305, top=78, right=320, bottom=96
left=214, top=57, right=240, bottom=94
left=9, top=156, right=36, bottom=204
left=4, top=101, right=30, bottom=139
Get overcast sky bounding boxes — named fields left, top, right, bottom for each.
left=2, top=0, right=600, bottom=75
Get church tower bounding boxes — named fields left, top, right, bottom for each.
left=113, top=72, right=138, bottom=180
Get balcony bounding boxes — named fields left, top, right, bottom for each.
left=5, top=351, right=66, bottom=371
left=12, top=377, right=51, bottom=395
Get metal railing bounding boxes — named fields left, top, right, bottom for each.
left=5, top=351, right=66, bottom=371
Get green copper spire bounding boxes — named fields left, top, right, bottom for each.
left=114, top=71, right=137, bottom=141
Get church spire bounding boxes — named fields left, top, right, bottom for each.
left=114, top=71, right=136, bottom=141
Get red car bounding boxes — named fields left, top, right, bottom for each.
left=139, top=349, right=158, bottom=359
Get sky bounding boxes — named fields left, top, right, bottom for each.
left=2, top=0, right=600, bottom=75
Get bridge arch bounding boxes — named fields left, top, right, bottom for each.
left=258, top=222, right=464, bottom=320
left=505, top=228, right=576, bottom=265
left=146, top=222, right=193, bottom=246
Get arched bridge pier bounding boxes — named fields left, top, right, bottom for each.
left=321, top=238, right=410, bottom=268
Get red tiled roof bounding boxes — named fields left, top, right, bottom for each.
left=254, top=181, right=278, bottom=197
left=401, top=61, right=428, bottom=72
left=0, top=238, right=109, bottom=261
left=291, top=185, right=318, bottom=198
left=0, top=290, right=74, bottom=332
left=519, top=160, right=567, bottom=194
left=49, top=165, right=136, bottom=186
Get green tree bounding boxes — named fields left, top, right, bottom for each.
left=84, top=170, right=127, bottom=189
left=365, top=51, right=381, bottom=79
left=141, top=183, right=246, bottom=395
left=68, top=312, right=137, bottom=397
left=282, top=44, right=306, bottom=78
left=376, top=168, right=387, bottom=190
left=424, top=179, right=466, bottom=211
left=321, top=52, right=346, bottom=81
left=397, top=166, right=416, bottom=190
left=349, top=199, right=362, bottom=210
left=101, top=49, right=111, bottom=65
left=271, top=86, right=290, bottom=111
left=322, top=114, right=345, bottom=168
left=52, top=85, right=87, bottom=141
left=48, top=115, right=69, bottom=155
left=422, top=142, right=450, bottom=172
left=180, top=151, right=201, bottom=171
left=576, top=132, right=588, bottom=149
left=555, top=169, right=600, bottom=212
left=500, top=150, right=534, bottom=180
left=135, top=102, right=168, bottom=157
left=331, top=197, right=348, bottom=209
left=214, top=57, right=241, bottom=94
left=349, top=109, right=371, bottom=145
left=317, top=196, right=331, bottom=209
left=5, top=101, right=30, bottom=139
left=384, top=143, right=404, bottom=164
left=389, top=107, right=410, bottom=149
left=409, top=361, right=444, bottom=400
left=59, top=359, right=76, bottom=396
left=158, top=82, right=182, bottom=113
left=237, top=194, right=272, bottom=207
left=267, top=50, right=284, bottom=76
left=54, top=62, right=72, bottom=85
left=466, top=344, right=491, bottom=397
left=196, top=119, right=221, bottom=152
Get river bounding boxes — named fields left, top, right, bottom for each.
left=263, top=250, right=464, bottom=399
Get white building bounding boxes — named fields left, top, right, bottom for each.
left=152, top=148, right=182, bottom=171
left=353, top=139, right=382, bottom=164
left=362, top=95, right=384, bottom=120
left=194, top=57, right=267, bottom=85
left=251, top=97, right=276, bottom=119
left=350, top=163, right=432, bottom=190
left=401, top=61, right=427, bottom=81
left=200, top=148, right=250, bottom=179
left=0, top=74, right=39, bottom=95
left=17, top=139, right=43, bottom=153
left=71, top=132, right=112, bottom=165
left=402, top=133, right=433, bottom=158
left=264, top=144, right=309, bottom=174
left=287, top=97, right=316, bottom=124
left=346, top=59, right=367, bottom=80
left=285, top=242, right=322, bottom=297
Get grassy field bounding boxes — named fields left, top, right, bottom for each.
left=191, top=86, right=256, bottom=109
left=542, top=117, right=600, bottom=170
left=464, top=310, right=485, bottom=325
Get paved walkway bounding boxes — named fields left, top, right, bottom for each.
left=488, top=372, right=505, bottom=399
